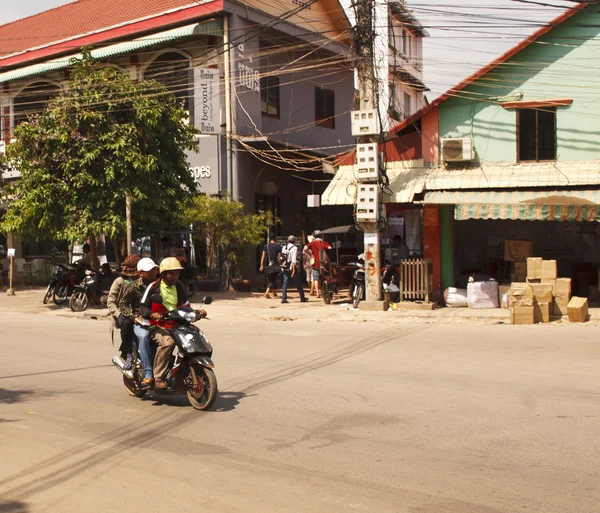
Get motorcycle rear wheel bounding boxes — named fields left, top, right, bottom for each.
left=187, top=367, right=218, bottom=411
left=43, top=284, right=54, bottom=304
left=70, top=292, right=88, bottom=312
left=123, top=375, right=146, bottom=398
left=352, top=284, right=363, bottom=309
left=53, top=285, right=69, bottom=305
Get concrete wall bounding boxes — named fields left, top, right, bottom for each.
left=438, top=7, right=600, bottom=164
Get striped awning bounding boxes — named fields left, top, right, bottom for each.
left=422, top=189, right=600, bottom=222
left=0, top=19, right=222, bottom=84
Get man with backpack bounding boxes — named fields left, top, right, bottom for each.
left=280, top=235, right=308, bottom=304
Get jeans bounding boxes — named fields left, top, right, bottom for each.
left=282, top=270, right=306, bottom=302
left=134, top=325, right=154, bottom=379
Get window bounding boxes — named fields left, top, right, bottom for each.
left=315, top=87, right=335, bottom=129
left=145, top=52, right=193, bottom=123
left=518, top=108, right=556, bottom=161
left=403, top=92, right=411, bottom=117
left=260, top=76, right=280, bottom=118
left=13, top=82, right=61, bottom=130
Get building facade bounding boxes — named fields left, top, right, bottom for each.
left=325, top=1, right=600, bottom=302
left=0, top=0, right=355, bottom=273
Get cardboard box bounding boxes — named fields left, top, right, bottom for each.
left=526, top=278, right=541, bottom=284
left=504, top=240, right=532, bottom=262
left=531, top=283, right=553, bottom=304
left=511, top=305, right=534, bottom=325
left=541, top=279, right=555, bottom=296
left=555, top=278, right=571, bottom=299
left=534, top=302, right=551, bottom=323
left=567, top=297, right=589, bottom=323
left=541, top=259, right=558, bottom=280
left=527, top=257, right=542, bottom=280
left=509, top=282, right=534, bottom=307
left=553, top=296, right=570, bottom=316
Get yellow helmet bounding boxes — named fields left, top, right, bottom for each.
left=159, top=257, right=184, bottom=274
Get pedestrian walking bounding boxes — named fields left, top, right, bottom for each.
left=281, top=235, right=308, bottom=304
left=303, top=235, right=315, bottom=296
left=259, top=234, right=282, bottom=299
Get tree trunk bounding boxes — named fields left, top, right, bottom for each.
left=89, top=235, right=100, bottom=271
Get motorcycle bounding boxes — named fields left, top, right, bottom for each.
left=69, top=269, right=108, bottom=312
left=349, top=258, right=365, bottom=309
left=43, top=263, right=77, bottom=305
left=349, top=255, right=398, bottom=309
left=112, top=296, right=218, bottom=411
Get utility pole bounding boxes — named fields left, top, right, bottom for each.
left=126, top=193, right=133, bottom=256
left=351, top=0, right=387, bottom=310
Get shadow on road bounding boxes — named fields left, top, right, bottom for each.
left=0, top=500, right=29, bottom=512
left=213, top=391, right=251, bottom=412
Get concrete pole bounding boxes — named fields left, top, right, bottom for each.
left=354, top=0, right=385, bottom=310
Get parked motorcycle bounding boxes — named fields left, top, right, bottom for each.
left=112, top=296, right=218, bottom=411
left=43, top=263, right=77, bottom=305
left=349, top=258, right=366, bottom=309
left=69, top=269, right=108, bottom=312
left=349, top=256, right=398, bottom=309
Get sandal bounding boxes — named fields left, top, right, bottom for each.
left=142, top=377, right=154, bottom=387
left=154, top=379, right=167, bottom=390
left=264, top=293, right=271, bottom=299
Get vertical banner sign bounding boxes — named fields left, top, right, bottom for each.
left=194, top=68, right=221, bottom=135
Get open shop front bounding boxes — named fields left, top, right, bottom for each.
left=427, top=189, right=600, bottom=304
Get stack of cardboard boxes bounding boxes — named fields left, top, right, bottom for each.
left=509, top=257, right=588, bottom=324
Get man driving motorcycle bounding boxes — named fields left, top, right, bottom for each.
left=139, top=257, right=206, bottom=390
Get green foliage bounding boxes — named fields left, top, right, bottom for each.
left=1, top=49, right=199, bottom=243
left=182, top=194, right=277, bottom=279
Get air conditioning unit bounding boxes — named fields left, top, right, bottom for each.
left=355, top=184, right=379, bottom=223
left=355, top=143, right=379, bottom=181
left=351, top=110, right=379, bottom=137
left=441, top=138, right=473, bottom=162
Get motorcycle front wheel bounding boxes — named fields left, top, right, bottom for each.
left=352, top=284, right=363, bottom=309
left=43, top=284, right=54, bottom=304
left=187, top=367, right=218, bottom=411
left=53, top=284, right=69, bottom=305
left=69, top=292, right=88, bottom=312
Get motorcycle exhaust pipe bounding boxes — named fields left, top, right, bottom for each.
left=112, top=356, right=134, bottom=380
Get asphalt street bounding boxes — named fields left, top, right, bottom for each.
left=0, top=311, right=599, bottom=513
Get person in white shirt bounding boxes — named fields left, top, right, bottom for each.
left=281, top=235, right=308, bottom=304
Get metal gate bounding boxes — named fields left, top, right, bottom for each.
left=399, top=259, right=431, bottom=302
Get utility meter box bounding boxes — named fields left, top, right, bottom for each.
left=355, top=184, right=379, bottom=223
left=356, top=143, right=379, bottom=181
left=351, top=110, right=379, bottom=137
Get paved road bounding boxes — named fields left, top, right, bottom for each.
left=1, top=312, right=599, bottom=513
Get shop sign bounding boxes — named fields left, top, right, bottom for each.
left=194, top=68, right=221, bottom=135
left=185, top=135, right=220, bottom=196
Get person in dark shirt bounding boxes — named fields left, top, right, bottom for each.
left=259, top=235, right=282, bottom=299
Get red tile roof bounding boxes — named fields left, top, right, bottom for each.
left=391, top=2, right=589, bottom=135
left=0, top=0, right=219, bottom=66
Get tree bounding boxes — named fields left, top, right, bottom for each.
left=1, top=50, right=199, bottom=267
left=181, top=194, right=277, bottom=283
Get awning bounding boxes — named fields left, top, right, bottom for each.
left=321, top=160, right=429, bottom=206
left=422, top=189, right=600, bottom=222
left=0, top=19, right=222, bottom=84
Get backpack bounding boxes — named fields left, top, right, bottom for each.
left=281, top=243, right=299, bottom=269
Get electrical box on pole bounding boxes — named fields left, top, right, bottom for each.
left=356, top=143, right=379, bottom=181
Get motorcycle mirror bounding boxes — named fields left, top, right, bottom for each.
left=149, top=294, right=163, bottom=304
left=202, top=296, right=212, bottom=305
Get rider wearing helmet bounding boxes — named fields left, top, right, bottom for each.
left=139, top=257, right=192, bottom=389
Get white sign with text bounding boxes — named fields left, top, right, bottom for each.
left=194, top=68, right=221, bottom=135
